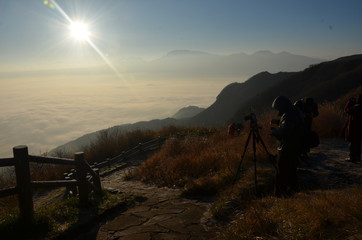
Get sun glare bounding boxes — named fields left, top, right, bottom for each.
left=69, top=21, right=90, bottom=41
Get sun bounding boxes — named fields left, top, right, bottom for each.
left=69, top=21, right=90, bottom=41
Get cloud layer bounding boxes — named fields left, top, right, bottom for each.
left=0, top=75, right=227, bottom=157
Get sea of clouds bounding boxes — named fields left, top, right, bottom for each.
left=0, top=74, right=231, bottom=157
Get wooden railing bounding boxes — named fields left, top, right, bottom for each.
left=0, top=145, right=101, bottom=223
left=63, top=136, right=167, bottom=179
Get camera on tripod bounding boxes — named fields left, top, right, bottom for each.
left=234, top=112, right=276, bottom=195
left=244, top=112, right=256, bottom=122
left=244, top=113, right=259, bottom=129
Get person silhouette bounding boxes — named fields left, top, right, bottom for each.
left=294, top=97, right=319, bottom=161
left=271, top=96, right=304, bottom=197
left=342, top=94, right=362, bottom=163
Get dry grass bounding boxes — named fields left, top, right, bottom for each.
left=82, top=128, right=158, bottom=164
left=132, top=130, right=241, bottom=191
left=313, top=102, right=346, bottom=138
left=218, top=187, right=362, bottom=240
left=313, top=88, right=362, bottom=138
left=131, top=122, right=276, bottom=196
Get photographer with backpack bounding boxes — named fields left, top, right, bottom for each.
left=270, top=96, right=304, bottom=197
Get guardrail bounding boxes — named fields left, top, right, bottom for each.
left=63, top=136, right=167, bottom=180
left=0, top=146, right=101, bottom=223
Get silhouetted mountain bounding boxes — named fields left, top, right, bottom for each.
left=184, top=54, right=362, bottom=126
left=172, top=106, right=205, bottom=119
left=189, top=71, right=295, bottom=125
left=229, top=54, right=362, bottom=122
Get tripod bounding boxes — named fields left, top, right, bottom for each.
left=233, top=114, right=275, bottom=195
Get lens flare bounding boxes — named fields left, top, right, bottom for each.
left=43, top=0, right=55, bottom=9
left=69, top=21, right=90, bottom=41
left=47, top=0, right=129, bottom=85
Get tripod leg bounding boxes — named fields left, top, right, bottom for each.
left=255, top=130, right=276, bottom=169
left=233, top=129, right=252, bottom=184
left=252, top=131, right=259, bottom=195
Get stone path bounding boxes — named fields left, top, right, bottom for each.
left=93, top=167, right=219, bottom=240
left=298, top=138, right=362, bottom=189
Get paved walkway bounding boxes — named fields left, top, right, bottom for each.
left=93, top=167, right=219, bottom=240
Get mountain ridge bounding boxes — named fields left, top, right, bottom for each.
left=143, top=50, right=323, bottom=79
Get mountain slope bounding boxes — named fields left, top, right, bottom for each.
left=186, top=54, right=362, bottom=126
left=50, top=118, right=181, bottom=155
left=172, top=106, right=205, bottom=119
left=189, top=71, right=296, bottom=125
left=230, top=54, right=362, bottom=121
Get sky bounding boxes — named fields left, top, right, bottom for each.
left=1, top=0, right=361, bottom=69
left=0, top=0, right=362, bottom=157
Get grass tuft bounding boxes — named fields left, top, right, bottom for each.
left=218, top=187, right=362, bottom=240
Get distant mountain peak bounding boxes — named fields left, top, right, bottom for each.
left=166, top=50, right=210, bottom=57
left=253, top=50, right=274, bottom=55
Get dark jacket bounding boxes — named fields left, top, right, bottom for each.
left=271, top=96, right=304, bottom=153
left=304, top=98, right=319, bottom=130
left=344, top=95, right=362, bottom=143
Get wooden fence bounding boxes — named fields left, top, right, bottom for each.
left=0, top=136, right=167, bottom=223
left=0, top=145, right=101, bottom=223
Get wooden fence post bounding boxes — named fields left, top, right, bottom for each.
left=93, top=168, right=102, bottom=194
left=106, top=158, right=111, bottom=168
left=158, top=136, right=162, bottom=148
left=75, top=152, right=88, bottom=207
left=13, top=145, right=34, bottom=222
